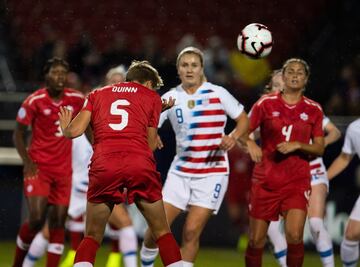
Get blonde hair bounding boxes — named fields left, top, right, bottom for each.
left=105, top=65, right=126, bottom=84
left=176, top=46, right=204, bottom=67
left=264, top=69, right=282, bottom=94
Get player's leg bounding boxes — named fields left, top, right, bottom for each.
left=283, top=209, right=307, bottom=267
left=136, top=199, right=182, bottom=267
left=61, top=181, right=88, bottom=267
left=23, top=225, right=49, bottom=267
left=181, top=206, right=212, bottom=266
left=74, top=201, right=113, bottom=266
left=308, top=183, right=334, bottom=267
left=180, top=174, right=228, bottom=266
left=108, top=204, right=138, bottom=267
left=140, top=171, right=187, bottom=267
left=60, top=215, right=85, bottom=267
left=13, top=196, right=48, bottom=267
left=47, top=204, right=68, bottom=267
left=246, top=217, right=269, bottom=267
left=341, top=196, right=360, bottom=267
left=106, top=222, right=122, bottom=267
left=341, top=219, right=360, bottom=267
left=267, top=220, right=287, bottom=267
left=141, top=202, right=182, bottom=267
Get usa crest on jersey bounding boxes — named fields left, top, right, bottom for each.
left=187, top=100, right=195, bottom=109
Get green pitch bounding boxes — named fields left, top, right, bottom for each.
left=0, top=241, right=342, bottom=266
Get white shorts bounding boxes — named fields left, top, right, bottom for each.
left=68, top=173, right=88, bottom=218
left=162, top=171, right=228, bottom=215
left=310, top=158, right=329, bottom=189
left=349, top=196, right=360, bottom=221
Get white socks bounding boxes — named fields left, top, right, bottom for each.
left=140, top=243, right=159, bottom=267
left=73, top=262, right=93, bottom=267
left=309, top=217, right=334, bottom=267
left=23, top=232, right=48, bottom=267
left=268, top=220, right=287, bottom=267
left=341, top=238, right=359, bottom=267
left=119, top=226, right=138, bottom=267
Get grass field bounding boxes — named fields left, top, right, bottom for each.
left=0, top=241, right=343, bottom=266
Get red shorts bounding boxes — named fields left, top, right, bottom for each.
left=23, top=166, right=72, bottom=206
left=87, top=151, right=162, bottom=204
left=249, top=181, right=310, bottom=221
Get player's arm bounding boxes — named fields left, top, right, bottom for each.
left=277, top=136, right=325, bottom=156
left=147, top=127, right=158, bottom=151
left=324, top=121, right=341, bottom=147
left=13, top=122, right=37, bottom=177
left=327, top=152, right=353, bottom=180
left=221, top=111, right=249, bottom=151
left=59, top=107, right=91, bottom=138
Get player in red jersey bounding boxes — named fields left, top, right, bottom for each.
left=12, top=58, right=85, bottom=267
left=245, top=58, right=325, bottom=267
left=59, top=61, right=183, bottom=267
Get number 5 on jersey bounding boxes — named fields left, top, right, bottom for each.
left=109, top=99, right=130, bottom=131
left=282, top=125, right=293, bottom=142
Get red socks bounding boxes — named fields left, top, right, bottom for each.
left=156, top=233, right=182, bottom=266
left=46, top=228, right=65, bottom=267
left=12, top=222, right=37, bottom=267
left=70, top=231, right=83, bottom=250
left=245, top=246, right=263, bottom=267
left=109, top=223, right=120, bottom=252
left=74, top=236, right=100, bottom=264
left=287, top=242, right=304, bottom=267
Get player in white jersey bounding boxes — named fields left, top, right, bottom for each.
left=262, top=70, right=340, bottom=267
left=140, top=47, right=249, bottom=267
left=327, top=118, right=360, bottom=267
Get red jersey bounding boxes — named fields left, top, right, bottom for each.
left=16, top=88, right=84, bottom=174
left=83, top=82, right=162, bottom=158
left=249, top=92, right=324, bottom=190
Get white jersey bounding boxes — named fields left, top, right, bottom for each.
left=71, top=134, right=93, bottom=193
left=309, top=116, right=330, bottom=185
left=342, top=118, right=360, bottom=156
left=160, top=82, right=244, bottom=177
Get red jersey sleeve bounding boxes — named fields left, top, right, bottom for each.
left=16, top=98, right=36, bottom=126
left=312, top=108, right=324, bottom=138
left=82, top=92, right=95, bottom=112
left=249, top=101, right=264, bottom=133
left=148, top=95, right=162, bottom=128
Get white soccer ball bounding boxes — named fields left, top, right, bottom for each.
left=237, top=23, right=273, bottom=59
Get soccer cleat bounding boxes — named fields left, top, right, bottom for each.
left=106, top=252, right=122, bottom=267
left=60, top=249, right=76, bottom=267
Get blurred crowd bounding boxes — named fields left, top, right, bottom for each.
left=4, top=23, right=360, bottom=116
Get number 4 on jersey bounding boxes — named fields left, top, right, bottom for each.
left=282, top=125, right=293, bottom=142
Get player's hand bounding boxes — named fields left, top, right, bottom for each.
left=161, top=97, right=175, bottom=112
left=23, top=159, right=38, bottom=180
left=219, top=135, right=236, bottom=151
left=58, top=106, right=73, bottom=132
left=156, top=134, right=164, bottom=150
left=276, top=141, right=301, bottom=154
left=247, top=139, right=262, bottom=162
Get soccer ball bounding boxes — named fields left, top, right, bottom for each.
left=237, top=23, right=273, bottom=59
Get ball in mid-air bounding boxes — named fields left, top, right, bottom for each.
left=237, top=23, right=273, bottom=59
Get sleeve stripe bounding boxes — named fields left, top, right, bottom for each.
left=65, top=92, right=85, bottom=98
left=256, top=95, right=277, bottom=106
left=28, top=94, right=46, bottom=105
